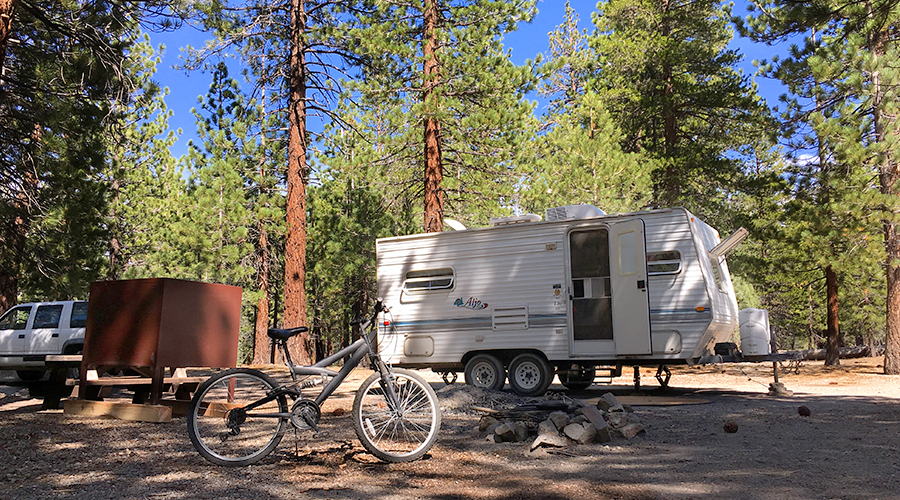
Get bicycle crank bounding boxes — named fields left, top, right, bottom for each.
left=290, top=399, right=321, bottom=433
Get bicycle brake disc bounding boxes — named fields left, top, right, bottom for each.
left=290, top=399, right=321, bottom=431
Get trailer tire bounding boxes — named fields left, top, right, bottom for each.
left=558, top=364, right=595, bottom=391
left=464, top=354, right=506, bottom=391
left=508, top=353, right=553, bottom=397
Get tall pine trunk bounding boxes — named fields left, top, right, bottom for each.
left=253, top=226, right=271, bottom=365
left=870, top=27, right=900, bottom=374
left=655, top=0, right=679, bottom=207
left=0, top=0, right=12, bottom=77
left=283, top=0, right=311, bottom=364
left=0, top=0, right=16, bottom=313
left=824, top=265, right=840, bottom=366
left=422, top=0, right=443, bottom=233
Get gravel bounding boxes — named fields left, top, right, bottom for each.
left=2, top=357, right=900, bottom=500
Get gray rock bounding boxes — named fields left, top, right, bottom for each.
left=607, top=411, right=629, bottom=429
left=537, top=419, right=558, bottom=436
left=495, top=422, right=517, bottom=442
left=563, top=423, right=586, bottom=442
left=618, top=423, right=646, bottom=439
left=598, top=392, right=624, bottom=413
left=578, top=422, right=598, bottom=444
left=548, top=411, right=570, bottom=430
left=530, top=432, right=571, bottom=451
left=514, top=421, right=529, bottom=442
left=479, top=416, right=499, bottom=432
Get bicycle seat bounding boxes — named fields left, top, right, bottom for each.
left=267, top=326, right=309, bottom=341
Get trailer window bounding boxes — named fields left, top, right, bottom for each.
left=647, top=251, right=681, bottom=275
left=710, top=256, right=727, bottom=292
left=404, top=268, right=455, bottom=292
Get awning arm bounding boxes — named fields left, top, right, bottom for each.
left=710, top=227, right=749, bottom=259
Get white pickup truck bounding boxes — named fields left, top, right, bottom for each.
left=0, top=300, right=87, bottom=380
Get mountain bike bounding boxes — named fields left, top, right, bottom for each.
left=186, top=300, right=441, bottom=466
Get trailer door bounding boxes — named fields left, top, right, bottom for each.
left=568, top=227, right=616, bottom=355
left=610, top=219, right=651, bottom=355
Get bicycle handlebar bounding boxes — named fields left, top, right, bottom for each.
left=349, top=298, right=386, bottom=326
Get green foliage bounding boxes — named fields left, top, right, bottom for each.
left=306, top=172, right=400, bottom=355
left=520, top=92, right=653, bottom=214
left=346, top=0, right=541, bottom=228
left=590, top=0, right=773, bottom=214
left=734, top=0, right=895, bottom=350
left=1, top=1, right=146, bottom=304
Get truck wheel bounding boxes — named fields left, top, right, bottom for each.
left=508, top=353, right=553, bottom=397
left=558, top=364, right=595, bottom=391
left=16, top=370, right=46, bottom=381
left=464, top=354, right=506, bottom=391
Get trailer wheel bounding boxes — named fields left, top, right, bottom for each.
left=464, top=354, right=506, bottom=391
left=508, top=353, right=553, bottom=397
left=558, top=364, right=595, bottom=391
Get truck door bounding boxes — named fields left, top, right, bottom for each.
left=0, top=305, right=33, bottom=356
left=28, top=304, right=64, bottom=355
left=567, top=220, right=651, bottom=356
left=610, top=219, right=651, bottom=355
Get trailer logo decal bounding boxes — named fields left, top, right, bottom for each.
left=454, top=297, right=488, bottom=310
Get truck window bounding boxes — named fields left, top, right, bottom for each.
left=0, top=306, right=31, bottom=330
left=647, top=251, right=681, bottom=275
left=404, top=268, right=455, bottom=292
left=34, top=305, right=63, bottom=328
left=70, top=302, right=88, bottom=328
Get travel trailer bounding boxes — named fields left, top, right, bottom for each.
left=375, top=205, right=753, bottom=396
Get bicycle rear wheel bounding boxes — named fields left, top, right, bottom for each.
left=352, top=368, right=441, bottom=462
left=187, top=368, right=288, bottom=466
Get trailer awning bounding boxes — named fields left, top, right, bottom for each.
left=710, top=227, right=748, bottom=259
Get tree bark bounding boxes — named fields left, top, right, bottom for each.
left=659, top=0, right=678, bottom=207
left=283, top=0, right=311, bottom=365
left=869, top=26, right=900, bottom=374
left=253, top=226, right=271, bottom=365
left=0, top=0, right=13, bottom=80
left=422, top=0, right=443, bottom=233
left=824, top=265, right=840, bottom=366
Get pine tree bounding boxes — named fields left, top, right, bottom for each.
left=0, top=1, right=147, bottom=305
left=107, top=35, right=188, bottom=281
left=186, top=0, right=374, bottom=364
left=737, top=0, right=900, bottom=372
left=590, top=0, right=771, bottom=214
left=522, top=3, right=653, bottom=215
left=183, top=62, right=255, bottom=285
left=350, top=0, right=540, bottom=229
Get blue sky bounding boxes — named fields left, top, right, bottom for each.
left=149, top=0, right=789, bottom=158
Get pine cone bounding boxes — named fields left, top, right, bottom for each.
left=798, top=405, right=811, bottom=417
left=723, top=420, right=739, bottom=433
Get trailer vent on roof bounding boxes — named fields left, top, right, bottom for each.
left=544, top=205, right=606, bottom=222
left=489, top=214, right=542, bottom=226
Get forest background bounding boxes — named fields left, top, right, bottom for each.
left=3, top=0, right=900, bottom=372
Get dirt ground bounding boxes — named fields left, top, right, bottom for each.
left=1, top=357, right=899, bottom=500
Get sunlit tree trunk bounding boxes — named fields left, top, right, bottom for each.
left=283, top=0, right=311, bottom=364
left=422, top=0, right=443, bottom=233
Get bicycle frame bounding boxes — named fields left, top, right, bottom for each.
left=272, top=303, right=399, bottom=410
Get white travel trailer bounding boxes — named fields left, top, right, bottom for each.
left=375, top=206, right=749, bottom=396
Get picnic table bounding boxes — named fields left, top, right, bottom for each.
left=42, top=354, right=206, bottom=413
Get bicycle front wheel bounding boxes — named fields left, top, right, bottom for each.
left=352, top=368, right=441, bottom=462
left=187, top=368, right=288, bottom=466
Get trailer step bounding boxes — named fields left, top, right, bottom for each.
left=593, top=366, right=622, bottom=385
